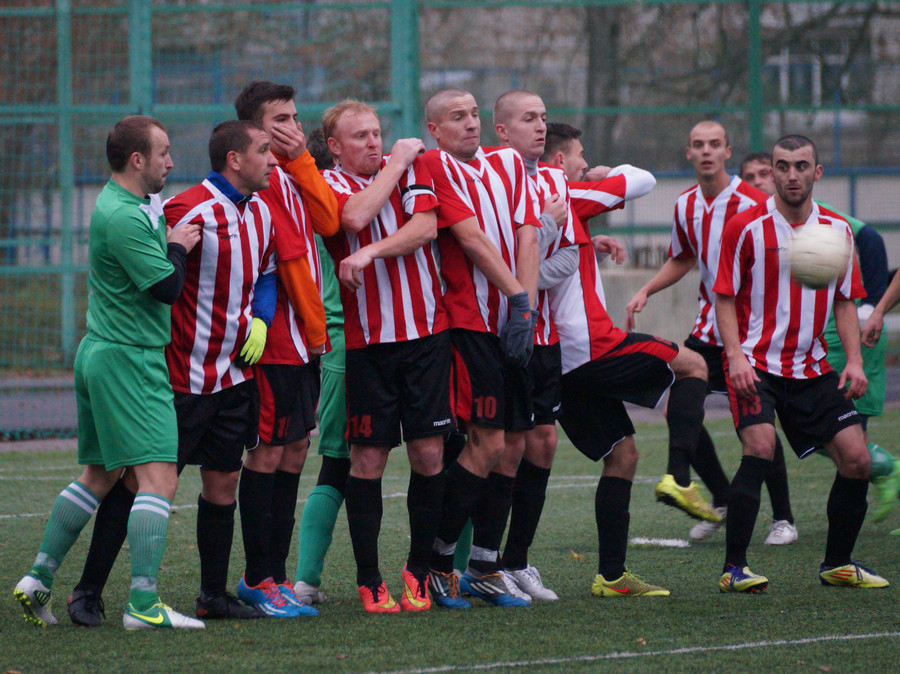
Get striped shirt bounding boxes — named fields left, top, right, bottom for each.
left=165, top=179, right=276, bottom=394
left=422, top=146, right=541, bottom=335
left=670, top=177, right=767, bottom=346
left=532, top=163, right=577, bottom=345
left=713, top=198, right=864, bottom=379
left=322, top=156, right=447, bottom=348
left=255, top=166, right=324, bottom=365
left=552, top=166, right=656, bottom=374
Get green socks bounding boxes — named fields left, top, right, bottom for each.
left=31, top=481, right=100, bottom=587
left=127, top=493, right=171, bottom=610
left=295, top=485, right=343, bottom=586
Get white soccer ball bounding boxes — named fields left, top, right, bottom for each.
left=788, top=224, right=851, bottom=289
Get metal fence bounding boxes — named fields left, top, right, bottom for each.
left=2, top=0, right=899, bottom=438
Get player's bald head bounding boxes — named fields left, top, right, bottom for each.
left=493, top=90, right=541, bottom=127
left=688, top=120, right=729, bottom=148
left=425, top=88, right=474, bottom=123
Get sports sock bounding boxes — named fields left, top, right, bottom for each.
left=76, top=478, right=135, bottom=593
left=295, top=486, right=344, bottom=586
left=452, top=520, right=473, bottom=573
left=502, top=459, right=551, bottom=570
left=765, top=436, right=794, bottom=523
left=345, top=476, right=383, bottom=588
left=595, top=476, right=631, bottom=580
left=237, top=467, right=274, bottom=587
left=823, top=474, right=869, bottom=568
left=724, top=455, right=771, bottom=568
left=127, top=493, right=171, bottom=611
left=431, top=461, right=486, bottom=574
left=197, top=495, right=236, bottom=595
left=269, top=469, right=301, bottom=584
left=666, top=377, right=707, bottom=487
left=869, top=442, right=896, bottom=479
left=690, top=426, right=730, bottom=508
left=470, top=472, right=514, bottom=575
left=30, top=481, right=100, bottom=588
left=406, top=470, right=445, bottom=578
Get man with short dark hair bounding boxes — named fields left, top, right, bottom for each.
left=715, top=134, right=888, bottom=592
left=626, top=121, right=798, bottom=545
left=14, top=115, right=204, bottom=630
left=232, top=80, right=339, bottom=618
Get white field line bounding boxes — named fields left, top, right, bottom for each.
left=370, top=632, right=900, bottom=674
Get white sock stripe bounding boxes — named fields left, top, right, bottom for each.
left=131, top=503, right=171, bottom=518
left=66, top=482, right=99, bottom=508
left=60, top=488, right=98, bottom=515
left=134, top=494, right=171, bottom=512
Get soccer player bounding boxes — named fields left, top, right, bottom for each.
left=714, top=135, right=889, bottom=592
left=13, top=115, right=204, bottom=630
left=319, top=99, right=452, bottom=613
left=232, top=81, right=339, bottom=618
left=626, top=122, right=798, bottom=545
left=292, top=129, right=349, bottom=606
left=741, top=152, right=900, bottom=523
left=420, top=88, right=540, bottom=608
left=541, top=122, right=698, bottom=598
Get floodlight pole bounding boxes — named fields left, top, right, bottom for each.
left=391, top=0, right=421, bottom=139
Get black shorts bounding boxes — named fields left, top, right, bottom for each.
left=684, top=334, right=727, bottom=394
left=175, top=379, right=259, bottom=473
left=344, top=331, right=455, bottom=447
left=726, top=367, right=861, bottom=459
left=254, top=361, right=321, bottom=446
left=450, top=328, right=534, bottom=432
left=559, top=332, right=678, bottom=461
left=530, top=343, right=561, bottom=426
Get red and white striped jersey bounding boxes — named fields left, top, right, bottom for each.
left=321, top=156, right=447, bottom=348
left=671, top=177, right=768, bottom=346
left=532, top=163, right=577, bottom=346
left=421, top=146, right=541, bottom=335
left=256, top=166, right=324, bottom=365
left=713, top=198, right=864, bottom=379
left=551, top=166, right=656, bottom=374
left=165, top=179, right=276, bottom=394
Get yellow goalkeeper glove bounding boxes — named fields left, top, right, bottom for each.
left=235, top=317, right=267, bottom=369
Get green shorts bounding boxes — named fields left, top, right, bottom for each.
left=317, top=346, right=348, bottom=459
left=75, top=335, right=178, bottom=470
left=825, top=331, right=886, bottom=417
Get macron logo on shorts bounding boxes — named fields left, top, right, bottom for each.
left=433, top=418, right=453, bottom=428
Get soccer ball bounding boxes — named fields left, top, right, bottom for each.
left=788, top=224, right=851, bottom=289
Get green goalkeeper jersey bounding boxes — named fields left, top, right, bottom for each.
left=85, top=179, right=174, bottom=347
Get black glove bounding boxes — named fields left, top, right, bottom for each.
left=500, top=291, right=535, bottom=367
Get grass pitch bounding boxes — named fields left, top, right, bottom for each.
left=2, top=413, right=899, bottom=672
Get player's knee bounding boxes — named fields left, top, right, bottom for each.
left=350, top=445, right=389, bottom=479
left=407, top=437, right=444, bottom=476
left=604, top=437, right=638, bottom=478
left=837, top=445, right=871, bottom=480
left=201, top=469, right=240, bottom=505
left=676, top=347, right=707, bottom=381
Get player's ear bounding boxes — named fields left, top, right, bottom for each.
left=326, top=136, right=340, bottom=156
left=724, top=145, right=732, bottom=160
left=814, top=164, right=823, bottom=182
left=426, top=121, right=439, bottom=142
left=226, top=149, right=241, bottom=172
left=130, top=151, right=145, bottom=171
left=495, top=123, right=508, bottom=143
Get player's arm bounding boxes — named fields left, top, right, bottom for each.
left=833, top=298, right=868, bottom=400
left=862, top=270, right=900, bottom=347
left=449, top=216, right=525, bottom=297
left=278, top=256, right=327, bottom=355
left=715, top=293, right=758, bottom=398
left=147, top=222, right=202, bottom=304
left=625, top=257, right=697, bottom=331
left=537, top=246, right=578, bottom=290
left=279, top=153, right=340, bottom=237
left=339, top=209, right=437, bottom=291
left=340, top=139, right=425, bottom=233
left=515, top=224, right=539, bottom=309
left=235, top=271, right=277, bottom=368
